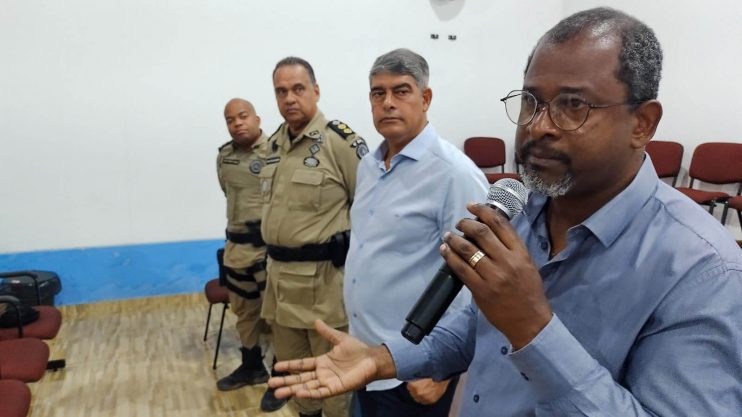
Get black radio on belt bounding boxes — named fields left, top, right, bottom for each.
left=216, top=248, right=226, bottom=286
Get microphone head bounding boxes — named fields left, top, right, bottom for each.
left=487, top=178, right=528, bottom=219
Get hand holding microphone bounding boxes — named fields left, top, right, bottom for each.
left=402, top=178, right=529, bottom=344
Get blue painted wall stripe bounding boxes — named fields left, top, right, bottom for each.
left=0, top=239, right=223, bottom=306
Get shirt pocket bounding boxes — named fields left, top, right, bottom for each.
left=258, top=164, right=277, bottom=203
left=288, top=169, right=323, bottom=211
left=277, top=262, right=317, bottom=305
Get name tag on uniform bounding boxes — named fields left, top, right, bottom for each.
left=222, top=159, right=240, bottom=165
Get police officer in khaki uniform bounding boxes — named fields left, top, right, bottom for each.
left=260, top=57, right=366, bottom=417
left=215, top=99, right=286, bottom=412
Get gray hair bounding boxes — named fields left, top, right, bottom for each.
left=525, top=7, right=663, bottom=108
left=369, top=48, right=429, bottom=89
left=273, top=56, right=317, bottom=85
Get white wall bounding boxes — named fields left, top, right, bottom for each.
left=0, top=0, right=559, bottom=252
left=562, top=0, right=742, bottom=237
left=1, top=0, right=740, bottom=253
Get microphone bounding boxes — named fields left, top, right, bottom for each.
left=401, top=178, right=529, bottom=344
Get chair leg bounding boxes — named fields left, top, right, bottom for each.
left=708, top=201, right=715, bottom=215
left=738, top=210, right=742, bottom=233
left=721, top=203, right=730, bottom=224
left=47, top=359, right=66, bottom=371
left=203, top=303, right=213, bottom=342
left=213, top=302, right=227, bottom=370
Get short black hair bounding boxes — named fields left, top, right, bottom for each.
left=273, top=56, right=317, bottom=85
left=525, top=7, right=663, bottom=107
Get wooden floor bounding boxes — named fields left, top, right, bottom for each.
left=28, top=293, right=300, bottom=417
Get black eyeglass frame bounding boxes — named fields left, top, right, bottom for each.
left=500, top=89, right=638, bottom=132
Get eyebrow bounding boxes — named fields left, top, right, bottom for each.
left=523, top=85, right=588, bottom=95
left=370, top=82, right=413, bottom=91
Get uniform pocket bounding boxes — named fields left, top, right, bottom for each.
left=277, top=262, right=317, bottom=305
left=288, top=169, right=323, bottom=211
left=258, top=164, right=277, bottom=203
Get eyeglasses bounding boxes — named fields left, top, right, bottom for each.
left=500, top=89, right=633, bottom=131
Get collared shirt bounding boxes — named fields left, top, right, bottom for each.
left=388, top=156, right=742, bottom=416
left=345, top=123, right=488, bottom=391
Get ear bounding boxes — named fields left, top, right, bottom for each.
left=314, top=83, right=321, bottom=101
left=422, top=87, right=433, bottom=112
left=255, top=115, right=261, bottom=124
left=630, top=100, right=663, bottom=149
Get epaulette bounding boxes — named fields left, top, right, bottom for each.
left=218, top=140, right=233, bottom=151
left=268, top=124, right=282, bottom=140
left=268, top=124, right=282, bottom=152
left=327, top=120, right=355, bottom=140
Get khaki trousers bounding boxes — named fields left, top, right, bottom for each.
left=226, top=268, right=269, bottom=348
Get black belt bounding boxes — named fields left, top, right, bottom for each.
left=226, top=230, right=265, bottom=247
left=267, top=230, right=350, bottom=266
left=267, top=242, right=332, bottom=262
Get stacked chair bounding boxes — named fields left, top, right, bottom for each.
left=675, top=142, right=742, bottom=215
left=0, top=271, right=67, bottom=417
left=463, top=137, right=521, bottom=183
left=645, top=140, right=684, bottom=186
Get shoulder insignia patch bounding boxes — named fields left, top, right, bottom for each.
left=350, top=137, right=369, bottom=159
left=218, top=140, right=233, bottom=151
left=327, top=120, right=355, bottom=140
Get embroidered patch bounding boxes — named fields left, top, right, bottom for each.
left=351, top=138, right=369, bottom=159
left=304, top=156, right=320, bottom=167
left=309, top=144, right=320, bottom=155
left=249, top=159, right=264, bottom=174
left=266, top=156, right=281, bottom=165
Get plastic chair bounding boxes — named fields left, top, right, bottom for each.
left=0, top=380, right=31, bottom=417
left=0, top=296, right=65, bottom=371
left=0, top=338, right=50, bottom=382
left=203, top=278, right=229, bottom=370
left=645, top=140, right=683, bottom=186
left=464, top=137, right=521, bottom=183
left=676, top=142, right=742, bottom=214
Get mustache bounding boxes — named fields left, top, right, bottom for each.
left=518, top=141, right=570, bottom=164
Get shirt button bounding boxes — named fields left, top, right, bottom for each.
left=500, top=346, right=508, bottom=355
left=520, top=372, right=530, bottom=381
left=539, top=241, right=548, bottom=251
left=353, top=313, right=358, bottom=318
left=369, top=209, right=374, bottom=215
left=352, top=278, right=356, bottom=284
left=473, top=394, right=480, bottom=403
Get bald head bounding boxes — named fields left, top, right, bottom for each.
left=224, top=98, right=262, bottom=148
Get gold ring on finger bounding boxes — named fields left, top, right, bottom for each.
left=467, top=250, right=486, bottom=268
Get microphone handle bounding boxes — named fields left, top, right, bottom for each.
left=401, top=264, right=463, bottom=344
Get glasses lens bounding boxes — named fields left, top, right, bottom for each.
left=550, top=93, right=590, bottom=131
left=504, top=91, right=536, bottom=126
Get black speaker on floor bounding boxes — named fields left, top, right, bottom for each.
left=0, top=271, right=62, bottom=306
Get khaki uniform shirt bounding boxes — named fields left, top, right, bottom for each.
left=217, top=133, right=268, bottom=270
left=259, top=111, right=366, bottom=328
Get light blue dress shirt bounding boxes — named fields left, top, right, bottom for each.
left=344, top=123, right=488, bottom=391
left=387, top=156, right=742, bottom=416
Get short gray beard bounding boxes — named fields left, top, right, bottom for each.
left=521, top=165, right=575, bottom=198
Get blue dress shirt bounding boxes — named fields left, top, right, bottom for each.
left=344, top=123, right=488, bottom=391
left=387, top=156, right=742, bottom=416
